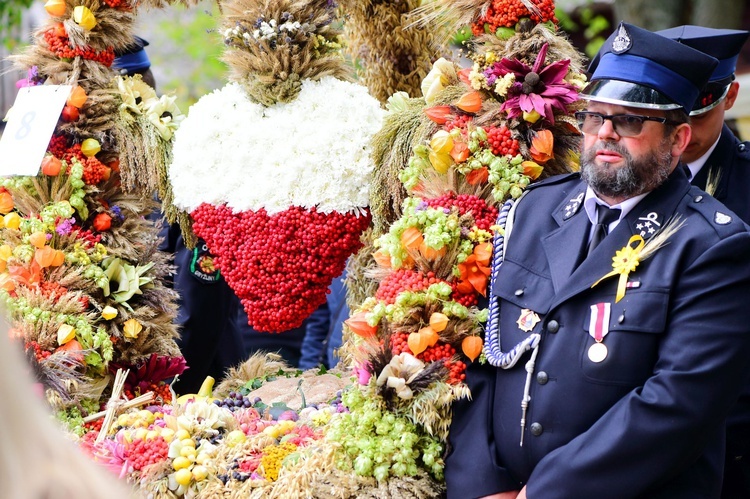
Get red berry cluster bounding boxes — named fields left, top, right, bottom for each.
left=417, top=342, right=456, bottom=363
left=63, top=144, right=86, bottom=166
left=124, top=436, right=169, bottom=471
left=83, top=418, right=103, bottom=434
left=25, top=340, right=51, bottom=362
left=485, top=125, right=520, bottom=157
left=43, top=29, right=115, bottom=66
left=390, top=331, right=410, bottom=355
left=71, top=227, right=102, bottom=247
left=103, top=0, right=127, bottom=7
left=444, top=359, right=467, bottom=384
left=39, top=280, right=68, bottom=301
left=443, top=113, right=473, bottom=133
left=146, top=382, right=173, bottom=404
left=375, top=269, right=440, bottom=304
left=47, top=134, right=68, bottom=158
left=424, top=193, right=499, bottom=231
left=472, top=0, right=558, bottom=35
left=82, top=157, right=108, bottom=185
left=450, top=281, right=479, bottom=307
left=190, top=204, right=371, bottom=332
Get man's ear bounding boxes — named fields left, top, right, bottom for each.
left=724, top=81, right=740, bottom=111
left=671, top=122, right=692, bottom=158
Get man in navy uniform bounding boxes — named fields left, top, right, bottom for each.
left=657, top=26, right=750, bottom=222
left=657, top=25, right=750, bottom=499
left=445, top=23, right=750, bottom=499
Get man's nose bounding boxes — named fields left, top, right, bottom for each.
left=597, top=117, right=620, bottom=140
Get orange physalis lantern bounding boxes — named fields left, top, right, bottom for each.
left=51, top=250, right=65, bottom=267
left=418, top=241, right=446, bottom=260
left=530, top=129, right=554, bottom=164
left=44, top=0, right=66, bottom=17
left=408, top=331, right=429, bottom=356
left=28, top=232, right=47, bottom=249
left=344, top=311, right=377, bottom=338
left=462, top=335, right=483, bottom=361
left=373, top=249, right=391, bottom=268
left=93, top=213, right=112, bottom=232
left=424, top=105, right=452, bottom=125
left=429, top=313, right=449, bottom=332
left=522, top=161, right=544, bottom=180
left=41, top=155, right=62, bottom=176
left=400, top=227, right=424, bottom=251
left=455, top=91, right=482, bottom=113
left=0, top=192, right=14, bottom=214
left=419, top=326, right=439, bottom=347
left=35, top=246, right=56, bottom=268
left=67, top=86, right=88, bottom=109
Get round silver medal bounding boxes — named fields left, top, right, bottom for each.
left=588, top=342, right=608, bottom=363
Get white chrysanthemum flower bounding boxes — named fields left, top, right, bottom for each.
left=169, top=76, right=384, bottom=215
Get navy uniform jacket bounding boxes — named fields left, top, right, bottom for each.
left=445, top=168, right=750, bottom=498
left=690, top=124, right=750, bottom=498
left=691, top=124, right=750, bottom=223
left=159, top=223, right=246, bottom=394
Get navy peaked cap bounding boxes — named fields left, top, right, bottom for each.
left=113, top=36, right=151, bottom=75
left=583, top=22, right=718, bottom=111
left=656, top=25, right=748, bottom=115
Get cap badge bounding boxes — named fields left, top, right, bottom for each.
left=715, top=212, right=732, bottom=225
left=612, top=24, right=632, bottom=54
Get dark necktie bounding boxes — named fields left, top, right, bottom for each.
left=587, top=205, right=621, bottom=256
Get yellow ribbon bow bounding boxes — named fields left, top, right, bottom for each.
left=591, top=234, right=645, bottom=302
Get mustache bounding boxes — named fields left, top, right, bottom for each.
left=590, top=141, right=628, bottom=156
left=582, top=140, right=631, bottom=165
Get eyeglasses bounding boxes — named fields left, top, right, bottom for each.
left=574, top=111, right=679, bottom=137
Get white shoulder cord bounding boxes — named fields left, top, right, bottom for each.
left=482, top=194, right=541, bottom=445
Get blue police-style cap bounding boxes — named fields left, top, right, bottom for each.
left=113, top=36, right=151, bottom=76
left=656, top=25, right=749, bottom=115
left=583, top=22, right=718, bottom=112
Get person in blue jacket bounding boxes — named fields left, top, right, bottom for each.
left=445, top=23, right=750, bottom=499
left=657, top=25, right=750, bottom=499
left=298, top=269, right=348, bottom=370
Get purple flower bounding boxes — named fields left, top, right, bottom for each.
left=16, top=66, right=42, bottom=89
left=55, top=217, right=75, bottom=236
left=495, top=44, right=579, bottom=124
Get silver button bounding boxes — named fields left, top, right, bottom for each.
left=536, top=371, right=549, bottom=385
left=694, top=195, right=703, bottom=203
left=515, top=289, right=524, bottom=297
left=547, top=320, right=559, bottom=333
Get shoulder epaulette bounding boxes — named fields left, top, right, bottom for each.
left=686, top=188, right=747, bottom=238
left=526, top=172, right=581, bottom=191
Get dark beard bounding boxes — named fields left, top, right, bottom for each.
left=580, top=140, right=673, bottom=199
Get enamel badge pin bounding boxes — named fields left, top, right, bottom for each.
left=588, top=302, right=611, bottom=362
left=517, top=309, right=540, bottom=332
